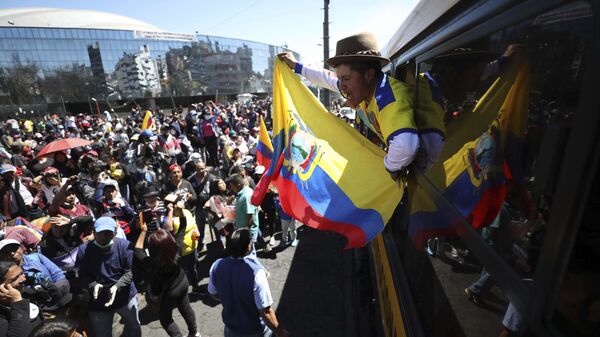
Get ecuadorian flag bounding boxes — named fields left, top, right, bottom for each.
left=256, top=116, right=273, bottom=167
left=141, top=110, right=154, bottom=130
left=251, top=60, right=403, bottom=248
left=408, top=53, right=530, bottom=249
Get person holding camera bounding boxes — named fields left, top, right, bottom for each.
left=75, top=217, right=140, bottom=337
left=0, top=239, right=70, bottom=311
left=163, top=194, right=201, bottom=293
left=47, top=176, right=90, bottom=219
left=0, top=260, right=42, bottom=337
left=100, top=182, right=136, bottom=238
left=137, top=185, right=166, bottom=234
left=135, top=219, right=200, bottom=337
left=163, top=164, right=197, bottom=211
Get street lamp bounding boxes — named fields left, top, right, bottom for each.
left=91, top=97, right=101, bottom=118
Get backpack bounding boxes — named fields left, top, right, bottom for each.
left=202, top=120, right=215, bottom=138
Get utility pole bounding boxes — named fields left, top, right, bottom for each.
left=322, top=0, right=330, bottom=110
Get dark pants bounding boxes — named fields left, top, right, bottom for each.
left=178, top=252, right=199, bottom=288
left=195, top=208, right=207, bottom=246
left=205, top=136, right=219, bottom=167
left=159, top=275, right=197, bottom=337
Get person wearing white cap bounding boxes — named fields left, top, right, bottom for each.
left=75, top=217, right=140, bottom=337
left=0, top=164, right=33, bottom=219
left=0, top=238, right=70, bottom=310
left=183, top=152, right=204, bottom=178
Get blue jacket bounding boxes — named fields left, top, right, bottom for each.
left=23, top=253, right=66, bottom=283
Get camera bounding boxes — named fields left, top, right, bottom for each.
left=141, top=202, right=165, bottom=232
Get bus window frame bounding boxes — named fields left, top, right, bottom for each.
left=391, top=0, right=600, bottom=335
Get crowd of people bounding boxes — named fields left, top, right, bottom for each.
left=0, top=99, right=295, bottom=337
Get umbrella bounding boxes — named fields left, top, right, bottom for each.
left=35, top=138, right=91, bottom=158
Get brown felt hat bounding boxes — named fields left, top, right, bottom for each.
left=326, top=32, right=390, bottom=68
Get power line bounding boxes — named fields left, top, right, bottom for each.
left=203, top=0, right=262, bottom=34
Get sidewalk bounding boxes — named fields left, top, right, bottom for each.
left=113, top=226, right=360, bottom=337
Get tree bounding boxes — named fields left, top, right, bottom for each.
left=39, top=63, right=96, bottom=102
left=0, top=54, right=42, bottom=105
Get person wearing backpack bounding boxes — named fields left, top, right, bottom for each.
left=200, top=112, right=219, bottom=167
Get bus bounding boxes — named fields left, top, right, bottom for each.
left=367, top=1, right=600, bottom=337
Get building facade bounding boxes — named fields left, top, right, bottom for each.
left=0, top=8, right=299, bottom=107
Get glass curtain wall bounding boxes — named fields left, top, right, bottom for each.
left=0, top=27, right=296, bottom=105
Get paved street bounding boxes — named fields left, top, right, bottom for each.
left=113, top=226, right=356, bottom=337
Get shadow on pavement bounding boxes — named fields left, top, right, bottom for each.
left=274, top=227, right=351, bottom=337
left=138, top=303, right=159, bottom=325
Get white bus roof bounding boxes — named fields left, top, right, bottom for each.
left=381, top=0, right=460, bottom=60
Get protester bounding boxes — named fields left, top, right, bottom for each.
left=163, top=194, right=201, bottom=293
left=135, top=223, right=199, bottom=337
left=75, top=217, right=140, bottom=337
left=0, top=239, right=70, bottom=311
left=162, top=164, right=196, bottom=211
left=0, top=164, right=33, bottom=219
left=208, top=228, right=288, bottom=337
left=278, top=32, right=446, bottom=180
left=28, top=320, right=84, bottom=337
left=0, top=260, right=42, bottom=337
left=227, top=174, right=269, bottom=253
left=188, top=160, right=215, bottom=251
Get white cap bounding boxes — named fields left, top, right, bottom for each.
left=189, top=152, right=202, bottom=163
left=0, top=239, right=21, bottom=251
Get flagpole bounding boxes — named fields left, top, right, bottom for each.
left=322, top=0, right=330, bottom=111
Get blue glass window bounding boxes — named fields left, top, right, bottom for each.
left=39, top=28, right=49, bottom=39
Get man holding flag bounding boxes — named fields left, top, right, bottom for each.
left=278, top=32, right=444, bottom=180
left=252, top=34, right=406, bottom=249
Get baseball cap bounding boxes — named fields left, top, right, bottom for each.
left=141, top=129, right=154, bottom=137
left=0, top=164, right=16, bottom=175
left=94, top=217, right=117, bottom=232
left=189, top=152, right=202, bottom=163
left=0, top=239, right=21, bottom=251
left=86, top=150, right=99, bottom=158
left=169, top=164, right=182, bottom=172
left=143, top=185, right=160, bottom=197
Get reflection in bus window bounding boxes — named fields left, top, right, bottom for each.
left=407, top=3, right=593, bottom=337
left=554, top=169, right=600, bottom=337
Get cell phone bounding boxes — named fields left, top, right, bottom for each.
left=142, top=209, right=154, bottom=224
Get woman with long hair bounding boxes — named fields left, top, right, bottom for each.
left=135, top=223, right=199, bottom=337
left=28, top=320, right=85, bottom=337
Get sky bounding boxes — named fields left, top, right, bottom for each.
left=1, top=0, right=419, bottom=66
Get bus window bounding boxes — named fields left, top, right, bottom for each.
left=553, top=167, right=600, bottom=337
left=407, top=2, right=594, bottom=337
